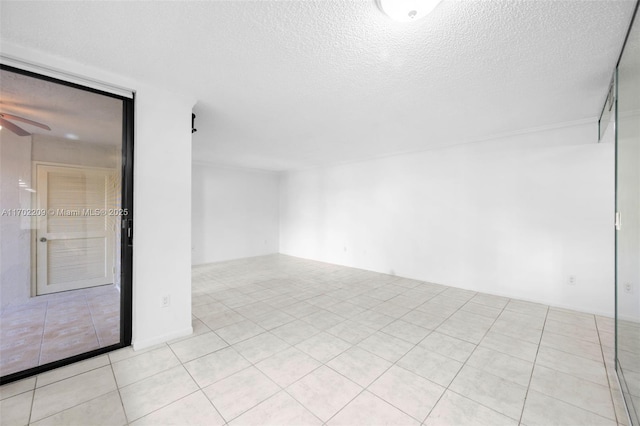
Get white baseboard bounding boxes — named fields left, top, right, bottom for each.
left=132, top=326, right=193, bottom=351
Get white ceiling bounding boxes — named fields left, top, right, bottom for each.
left=0, top=69, right=122, bottom=146
left=0, top=1, right=636, bottom=171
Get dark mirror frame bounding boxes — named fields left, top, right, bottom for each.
left=0, top=64, right=134, bottom=385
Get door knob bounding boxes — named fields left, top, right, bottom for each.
left=40, top=237, right=47, bottom=242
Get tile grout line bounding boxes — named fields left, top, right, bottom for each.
left=35, top=300, right=49, bottom=369
left=241, top=277, right=395, bottom=424
left=26, top=378, right=37, bottom=426
left=367, top=287, right=461, bottom=421
left=1, top=287, right=121, bottom=378
left=320, top=329, right=424, bottom=424
left=501, top=328, right=605, bottom=364
left=27, top=364, right=119, bottom=425
left=234, top=278, right=336, bottom=423
left=131, top=342, right=226, bottom=424
left=11, top=257, right=625, bottom=425
left=107, top=358, right=131, bottom=426
left=516, top=305, right=549, bottom=426
left=519, top=362, right=620, bottom=422
left=420, top=294, right=515, bottom=424
left=195, top=312, right=306, bottom=423
left=84, top=295, right=103, bottom=351
left=212, top=364, right=281, bottom=425
left=322, top=287, right=482, bottom=424
left=596, top=316, right=625, bottom=425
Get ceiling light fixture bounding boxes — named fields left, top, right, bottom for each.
left=377, top=0, right=442, bottom=22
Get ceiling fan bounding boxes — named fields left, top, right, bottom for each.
left=0, top=112, right=51, bottom=136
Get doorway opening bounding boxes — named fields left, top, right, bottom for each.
left=0, top=65, right=133, bottom=383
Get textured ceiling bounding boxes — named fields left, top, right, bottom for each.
left=0, top=69, right=122, bottom=145
left=0, top=1, right=636, bottom=171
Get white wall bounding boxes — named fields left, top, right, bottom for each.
left=192, top=163, right=279, bottom=265
left=1, top=42, right=196, bottom=349
left=280, top=122, right=615, bottom=316
left=0, top=132, right=32, bottom=308
left=133, top=88, right=194, bottom=348
left=616, top=111, right=640, bottom=322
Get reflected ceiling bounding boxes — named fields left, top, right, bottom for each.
left=0, top=69, right=122, bottom=146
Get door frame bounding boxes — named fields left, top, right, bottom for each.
left=0, top=64, right=134, bottom=385
left=30, top=162, right=119, bottom=296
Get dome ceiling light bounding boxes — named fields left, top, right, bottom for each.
left=377, top=0, right=443, bottom=22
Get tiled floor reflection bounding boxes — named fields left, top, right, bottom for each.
left=0, top=284, right=120, bottom=377
left=0, top=254, right=633, bottom=425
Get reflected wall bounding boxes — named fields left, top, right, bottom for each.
left=616, top=6, right=640, bottom=425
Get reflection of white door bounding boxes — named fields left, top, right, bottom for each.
left=36, top=165, right=115, bottom=295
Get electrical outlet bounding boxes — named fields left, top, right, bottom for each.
left=624, top=283, right=633, bottom=294
left=161, top=295, right=170, bottom=308
left=568, top=275, right=577, bottom=286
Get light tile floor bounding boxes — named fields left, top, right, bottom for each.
left=0, top=284, right=120, bottom=377
left=0, top=254, right=632, bottom=425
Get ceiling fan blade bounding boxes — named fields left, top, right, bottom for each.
left=0, top=117, right=31, bottom=136
left=0, top=113, right=51, bottom=131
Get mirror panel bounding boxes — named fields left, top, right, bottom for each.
left=0, top=68, right=128, bottom=380
left=616, top=10, right=640, bottom=426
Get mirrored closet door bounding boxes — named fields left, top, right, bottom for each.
left=0, top=65, right=133, bottom=383
left=616, top=5, right=640, bottom=425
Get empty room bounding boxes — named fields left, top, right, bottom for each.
left=0, top=1, right=639, bottom=425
